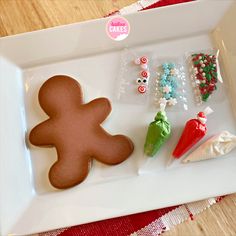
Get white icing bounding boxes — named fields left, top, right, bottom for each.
left=183, top=131, right=236, bottom=163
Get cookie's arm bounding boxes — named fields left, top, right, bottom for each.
left=29, top=120, right=54, bottom=146
left=84, top=98, right=112, bottom=123
left=92, top=130, right=134, bottom=165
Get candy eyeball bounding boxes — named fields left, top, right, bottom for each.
left=136, top=78, right=142, bottom=84
left=142, top=78, right=148, bottom=84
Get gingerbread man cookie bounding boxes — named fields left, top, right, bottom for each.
left=29, top=75, right=134, bottom=189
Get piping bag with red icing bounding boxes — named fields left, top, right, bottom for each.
left=168, top=107, right=213, bottom=165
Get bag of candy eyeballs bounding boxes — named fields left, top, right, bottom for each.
left=187, top=49, right=224, bottom=105
left=149, top=57, right=188, bottom=111
left=115, top=48, right=153, bottom=105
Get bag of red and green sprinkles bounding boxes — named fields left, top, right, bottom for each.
left=188, top=49, right=224, bottom=105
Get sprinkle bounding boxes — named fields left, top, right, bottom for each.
left=140, top=56, right=148, bottom=64
left=159, top=97, right=167, bottom=105
left=169, top=63, right=176, bottom=69
left=168, top=98, right=177, bottom=106
left=164, top=93, right=171, bottom=99
left=161, top=75, right=167, bottom=80
left=163, top=86, right=172, bottom=94
left=170, top=68, right=176, bottom=75
left=157, top=63, right=180, bottom=107
left=162, top=63, right=169, bottom=70
left=164, top=69, right=170, bottom=75
left=192, top=53, right=219, bottom=102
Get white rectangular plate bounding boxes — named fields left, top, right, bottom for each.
left=1, top=1, right=236, bottom=235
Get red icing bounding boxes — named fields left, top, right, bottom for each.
left=140, top=56, right=148, bottom=64
left=138, top=85, right=146, bottom=94
left=172, top=119, right=207, bottom=158
left=140, top=70, right=149, bottom=78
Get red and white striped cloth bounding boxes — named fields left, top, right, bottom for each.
left=38, top=197, right=223, bottom=236
left=105, top=0, right=192, bottom=16
left=36, top=1, right=225, bottom=235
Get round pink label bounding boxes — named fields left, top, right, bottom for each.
left=106, top=17, right=130, bottom=41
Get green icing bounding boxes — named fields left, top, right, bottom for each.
left=144, top=111, right=171, bottom=157
left=154, top=111, right=167, bottom=121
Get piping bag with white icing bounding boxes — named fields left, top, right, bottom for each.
left=183, top=131, right=236, bottom=163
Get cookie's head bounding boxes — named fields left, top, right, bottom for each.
left=38, top=75, right=83, bottom=116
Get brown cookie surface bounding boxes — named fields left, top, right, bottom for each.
left=29, top=75, right=134, bottom=189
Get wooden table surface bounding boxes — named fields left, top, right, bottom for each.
left=0, top=0, right=236, bottom=235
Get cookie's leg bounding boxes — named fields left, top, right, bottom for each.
left=49, top=152, right=91, bottom=189
left=92, top=132, right=134, bottom=165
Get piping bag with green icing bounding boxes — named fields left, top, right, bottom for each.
left=144, top=104, right=171, bottom=157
